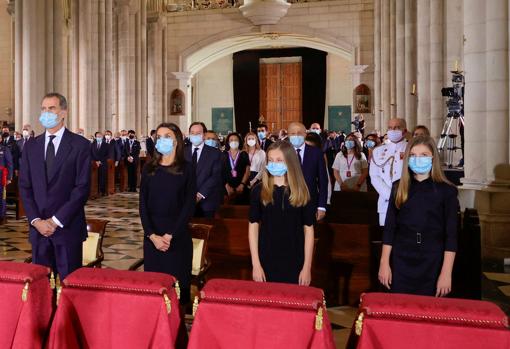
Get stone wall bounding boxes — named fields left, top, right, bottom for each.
left=0, top=4, right=13, bottom=125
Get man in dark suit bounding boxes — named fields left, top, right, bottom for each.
left=91, top=131, right=109, bottom=196
left=146, top=129, right=156, bottom=158
left=124, top=130, right=140, bottom=192
left=257, top=124, right=273, bottom=152
left=19, top=92, right=91, bottom=279
left=185, top=122, right=223, bottom=218
left=2, top=126, right=20, bottom=173
left=288, top=122, right=328, bottom=221
left=104, top=130, right=121, bottom=165
left=0, top=144, right=13, bottom=222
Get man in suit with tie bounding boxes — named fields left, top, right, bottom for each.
left=2, top=126, right=20, bottom=173
left=185, top=122, right=223, bottom=218
left=91, top=132, right=109, bottom=196
left=288, top=122, right=328, bottom=221
left=146, top=129, right=156, bottom=158
left=19, top=92, right=91, bottom=279
left=17, top=125, right=34, bottom=167
left=124, top=130, right=141, bottom=192
left=257, top=124, right=273, bottom=152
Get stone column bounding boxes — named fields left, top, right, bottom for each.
left=78, top=0, right=92, bottom=133
left=373, top=0, right=381, bottom=131
left=70, top=0, right=80, bottom=131
left=14, top=0, right=23, bottom=129
left=147, top=13, right=165, bottom=130
left=389, top=0, right=396, bottom=118
left=404, top=0, right=417, bottom=130
left=416, top=0, right=430, bottom=128
left=140, top=0, right=147, bottom=136
left=395, top=0, right=405, bottom=118
left=116, top=0, right=133, bottom=131
left=429, top=0, right=443, bottom=140
left=105, top=0, right=113, bottom=131
left=381, top=0, right=391, bottom=127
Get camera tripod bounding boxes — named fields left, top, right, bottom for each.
left=438, top=114, right=464, bottom=168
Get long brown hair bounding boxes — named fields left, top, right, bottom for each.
left=341, top=132, right=362, bottom=160
left=395, top=136, right=453, bottom=208
left=260, top=141, right=310, bottom=207
left=146, top=123, right=186, bottom=175
left=243, top=132, right=261, bottom=152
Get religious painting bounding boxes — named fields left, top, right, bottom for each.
left=354, top=84, right=371, bottom=114
left=327, top=106, right=352, bottom=133
left=170, top=89, right=185, bottom=115
left=212, top=107, right=234, bottom=136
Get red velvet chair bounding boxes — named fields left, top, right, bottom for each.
left=47, top=268, right=183, bottom=349
left=0, top=261, right=53, bottom=349
left=351, top=292, right=510, bottom=349
left=188, top=279, right=335, bottom=349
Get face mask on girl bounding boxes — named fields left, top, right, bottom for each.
left=156, top=137, right=174, bottom=155
left=345, top=140, right=355, bottom=149
left=408, top=156, right=433, bottom=175
left=229, top=141, right=239, bottom=150
left=247, top=139, right=256, bottom=147
left=266, top=162, right=288, bottom=177
left=365, top=140, right=376, bottom=149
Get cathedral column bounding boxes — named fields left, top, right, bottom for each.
left=395, top=0, right=405, bottom=118
left=147, top=12, right=165, bottom=130
left=429, top=0, right=443, bottom=140
left=116, top=0, right=134, bottom=131
left=105, top=0, right=113, bottom=131
left=404, top=0, right=417, bottom=129
left=140, top=0, right=147, bottom=136
left=389, top=0, right=396, bottom=118
left=416, top=0, right=430, bottom=128
left=373, top=0, right=381, bottom=131
left=381, top=0, right=391, bottom=127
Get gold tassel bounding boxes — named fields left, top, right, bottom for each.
left=192, top=296, right=199, bottom=317
left=315, top=307, right=323, bottom=330
left=174, top=281, right=180, bottom=300
left=56, top=286, right=62, bottom=306
left=163, top=293, right=172, bottom=314
left=50, top=272, right=56, bottom=290
left=21, top=282, right=29, bottom=302
left=355, top=312, right=364, bottom=336
left=56, top=274, right=61, bottom=288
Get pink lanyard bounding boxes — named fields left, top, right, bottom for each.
left=249, top=150, right=257, bottom=163
left=346, top=154, right=355, bottom=171
left=229, top=151, right=240, bottom=177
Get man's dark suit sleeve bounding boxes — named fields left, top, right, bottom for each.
left=54, top=140, right=91, bottom=227
left=115, top=142, right=121, bottom=162
left=197, top=148, right=222, bottom=198
left=19, top=143, right=41, bottom=223
left=4, top=147, right=13, bottom=180
left=317, top=149, right=328, bottom=209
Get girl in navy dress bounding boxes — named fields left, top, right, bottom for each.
left=249, top=141, right=315, bottom=285
left=378, top=136, right=458, bottom=297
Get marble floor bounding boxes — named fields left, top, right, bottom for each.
left=0, top=193, right=358, bottom=347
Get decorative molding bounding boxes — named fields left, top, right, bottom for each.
left=239, top=0, right=291, bottom=25
left=6, top=0, right=14, bottom=16
left=350, top=65, right=369, bottom=75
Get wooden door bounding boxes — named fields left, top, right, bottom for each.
left=260, top=62, right=302, bottom=132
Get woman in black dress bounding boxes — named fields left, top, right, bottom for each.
left=249, top=141, right=315, bottom=285
left=379, top=136, right=458, bottom=297
left=223, top=132, right=250, bottom=204
left=139, top=123, right=196, bottom=304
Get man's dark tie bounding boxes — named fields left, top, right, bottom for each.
left=46, top=135, right=56, bottom=178
left=296, top=148, right=302, bottom=165
left=97, top=142, right=101, bottom=149
left=192, top=147, right=198, bottom=167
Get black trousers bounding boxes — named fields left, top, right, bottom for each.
left=98, top=162, right=108, bottom=194
left=127, top=161, right=138, bottom=191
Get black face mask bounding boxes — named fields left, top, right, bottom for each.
left=2, top=132, right=9, bottom=138
left=129, top=135, right=135, bottom=139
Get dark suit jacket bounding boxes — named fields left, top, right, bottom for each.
left=124, top=140, right=141, bottom=163
left=184, top=144, right=223, bottom=212
left=3, top=136, right=19, bottom=170
left=19, top=129, right=91, bottom=245
left=105, top=140, right=121, bottom=161
left=17, top=137, right=33, bottom=156
left=116, top=138, right=128, bottom=159
left=91, top=139, right=109, bottom=163
left=260, top=138, right=273, bottom=152
left=146, top=137, right=155, bottom=158
left=301, top=144, right=328, bottom=210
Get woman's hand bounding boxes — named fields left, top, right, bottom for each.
left=236, top=184, right=244, bottom=194
left=252, top=264, right=266, bottom=282
left=225, top=184, right=234, bottom=196
left=436, top=272, right=452, bottom=297
left=299, top=267, right=312, bottom=286
left=150, top=234, right=170, bottom=252
left=340, top=182, right=350, bottom=192
left=378, top=261, right=392, bottom=289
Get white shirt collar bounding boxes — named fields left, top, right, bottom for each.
left=45, top=126, right=65, bottom=140
left=193, top=142, right=205, bottom=151
left=294, top=142, right=306, bottom=152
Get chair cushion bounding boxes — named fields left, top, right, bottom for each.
left=82, top=232, right=100, bottom=266
left=0, top=261, right=50, bottom=284
left=200, top=279, right=324, bottom=311
left=63, top=268, right=176, bottom=295
left=192, top=238, right=204, bottom=276
left=360, top=292, right=509, bottom=329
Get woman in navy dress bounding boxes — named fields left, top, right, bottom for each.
left=249, top=141, right=315, bottom=285
left=223, top=132, right=250, bottom=204
left=379, top=136, right=458, bottom=297
left=139, top=123, right=196, bottom=304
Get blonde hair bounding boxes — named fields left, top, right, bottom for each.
left=242, top=132, right=261, bottom=152
left=260, top=141, right=310, bottom=207
left=395, top=136, right=453, bottom=209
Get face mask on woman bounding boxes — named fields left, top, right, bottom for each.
left=247, top=139, right=256, bottom=147
left=156, top=137, right=174, bottom=155
left=345, top=140, right=355, bottom=149
left=266, top=162, right=287, bottom=177
left=229, top=141, right=239, bottom=150
left=365, top=140, right=376, bottom=149
left=408, top=156, right=433, bottom=175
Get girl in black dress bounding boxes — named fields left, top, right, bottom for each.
left=139, top=123, right=196, bottom=304
left=249, top=141, right=315, bottom=285
left=223, top=132, right=250, bottom=204
left=378, top=136, right=458, bottom=297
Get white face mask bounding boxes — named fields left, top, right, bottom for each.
left=105, top=135, right=112, bottom=141
left=247, top=139, right=256, bottom=147
left=22, top=130, right=29, bottom=137
left=229, top=141, right=239, bottom=150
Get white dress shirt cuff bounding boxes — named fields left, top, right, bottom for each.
left=30, top=218, right=40, bottom=226
left=318, top=207, right=326, bottom=212
left=52, top=216, right=64, bottom=228
left=198, top=192, right=205, bottom=200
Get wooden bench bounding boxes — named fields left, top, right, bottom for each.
left=215, top=205, right=250, bottom=219
left=107, top=159, right=116, bottom=195
left=89, top=161, right=99, bottom=200
left=116, top=161, right=128, bottom=192
left=5, top=176, right=25, bottom=220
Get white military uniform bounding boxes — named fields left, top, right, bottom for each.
left=369, top=139, right=408, bottom=226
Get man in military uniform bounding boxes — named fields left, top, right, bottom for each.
left=369, top=118, right=408, bottom=226
left=0, top=143, right=13, bottom=222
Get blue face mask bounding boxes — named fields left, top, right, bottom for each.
left=204, top=139, right=217, bottom=148
left=365, top=140, right=376, bottom=148
left=39, top=112, right=60, bottom=129
left=156, top=137, right=174, bottom=155
left=345, top=140, right=355, bottom=149
left=96, top=137, right=103, bottom=143
left=266, top=162, right=287, bottom=177
left=289, top=135, right=305, bottom=148
left=408, top=156, right=433, bottom=175
left=189, top=134, right=203, bottom=146
left=257, top=131, right=266, bottom=140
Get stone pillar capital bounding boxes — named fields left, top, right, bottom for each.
left=147, top=13, right=166, bottom=26
left=350, top=65, right=370, bottom=75
left=171, top=71, right=193, bottom=82
left=6, top=0, right=15, bottom=16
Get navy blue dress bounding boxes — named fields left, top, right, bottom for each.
left=249, top=184, right=315, bottom=284
left=383, top=177, right=459, bottom=296
left=139, top=162, right=196, bottom=301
